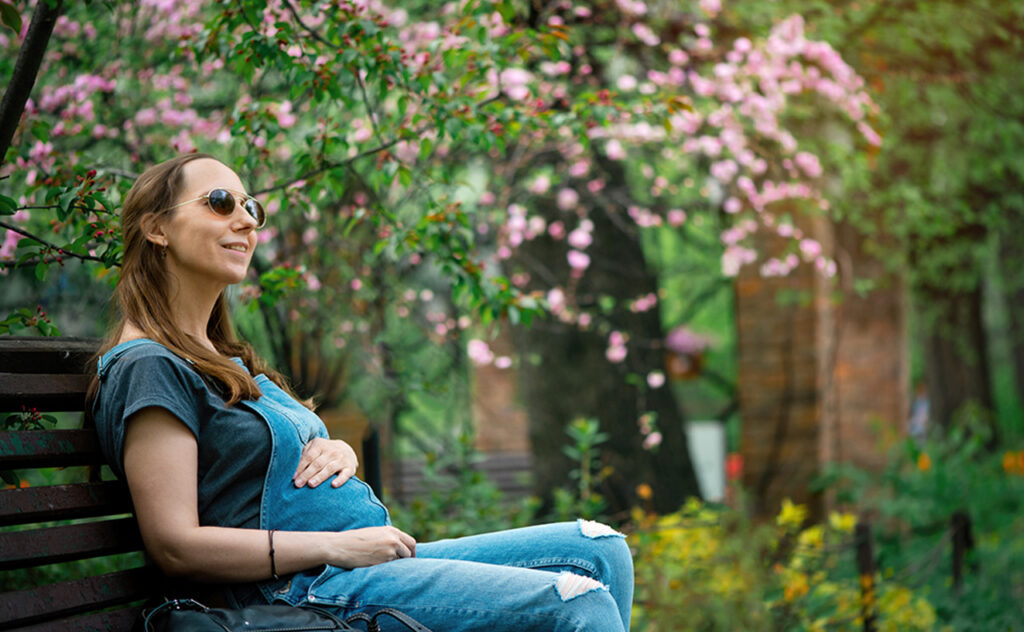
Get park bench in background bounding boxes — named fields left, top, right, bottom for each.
left=0, top=336, right=382, bottom=631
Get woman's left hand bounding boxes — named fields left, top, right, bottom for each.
left=293, top=438, right=359, bottom=488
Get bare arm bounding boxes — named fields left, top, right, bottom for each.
left=123, top=406, right=415, bottom=582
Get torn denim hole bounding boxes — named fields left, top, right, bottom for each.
left=555, top=571, right=607, bottom=601
left=578, top=519, right=625, bottom=539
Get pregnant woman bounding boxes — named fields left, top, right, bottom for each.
left=90, top=153, right=633, bottom=631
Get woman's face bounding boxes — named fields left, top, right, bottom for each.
left=155, top=159, right=259, bottom=293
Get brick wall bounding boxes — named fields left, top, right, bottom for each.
left=737, top=212, right=906, bottom=518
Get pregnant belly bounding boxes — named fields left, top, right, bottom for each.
left=263, top=475, right=391, bottom=532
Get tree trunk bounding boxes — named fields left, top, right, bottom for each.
left=512, top=159, right=700, bottom=515
left=999, top=220, right=1024, bottom=413
left=0, top=0, right=63, bottom=166
left=919, top=284, right=995, bottom=436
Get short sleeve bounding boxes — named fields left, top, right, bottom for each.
left=92, top=346, right=209, bottom=479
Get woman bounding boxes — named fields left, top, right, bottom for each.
left=90, top=154, right=634, bottom=632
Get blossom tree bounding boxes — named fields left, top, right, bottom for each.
left=1, top=0, right=876, bottom=512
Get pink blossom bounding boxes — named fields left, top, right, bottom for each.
left=668, top=49, right=689, bottom=66
left=794, top=152, right=822, bottom=178
left=0, top=229, right=21, bottom=260
left=857, top=121, right=882, bottom=147
left=350, top=279, right=363, bottom=291
left=547, top=288, right=566, bottom=314
left=353, top=126, right=373, bottom=143
left=548, top=221, right=566, bottom=240
left=667, top=209, right=687, bottom=226
left=567, top=250, right=591, bottom=270
left=494, top=356, right=513, bottom=369
left=665, top=326, right=711, bottom=355
left=529, top=175, right=551, bottom=194
left=606, top=344, right=627, bottom=364
left=642, top=432, right=663, bottom=450
left=605, top=139, right=626, bottom=160
left=467, top=339, right=494, bottom=365
left=647, top=371, right=666, bottom=389
left=710, top=159, right=738, bottom=183
left=799, top=238, right=822, bottom=259
left=587, top=179, right=605, bottom=193
left=569, top=160, right=590, bottom=178
left=632, top=23, right=660, bottom=46
left=617, top=74, right=638, bottom=91
left=723, top=197, right=742, bottom=214
left=557, top=188, right=579, bottom=211
left=568, top=228, right=592, bottom=250
left=722, top=245, right=757, bottom=277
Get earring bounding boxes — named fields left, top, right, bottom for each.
left=161, top=244, right=168, bottom=259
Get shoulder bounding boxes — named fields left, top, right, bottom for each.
left=102, top=338, right=191, bottom=370
left=98, top=339, right=208, bottom=399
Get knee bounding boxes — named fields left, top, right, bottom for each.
left=576, top=519, right=633, bottom=577
left=554, top=573, right=624, bottom=632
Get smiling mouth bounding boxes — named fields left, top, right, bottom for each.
left=223, top=244, right=248, bottom=253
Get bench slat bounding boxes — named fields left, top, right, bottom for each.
left=0, top=517, right=143, bottom=571
left=0, top=482, right=132, bottom=527
left=11, top=606, right=143, bottom=632
left=0, top=567, right=152, bottom=628
left=0, top=373, right=91, bottom=412
left=0, top=337, right=99, bottom=374
left=0, top=430, right=103, bottom=469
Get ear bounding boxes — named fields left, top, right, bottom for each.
left=139, top=213, right=168, bottom=248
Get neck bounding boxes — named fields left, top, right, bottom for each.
left=165, top=275, right=224, bottom=353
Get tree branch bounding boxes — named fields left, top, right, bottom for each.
left=0, top=0, right=63, bottom=167
left=0, top=219, right=113, bottom=266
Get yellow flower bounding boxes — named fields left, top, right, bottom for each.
left=798, top=525, right=824, bottom=550
left=636, top=483, right=653, bottom=499
left=777, top=498, right=807, bottom=529
left=784, top=571, right=809, bottom=601
left=917, top=452, right=931, bottom=472
left=829, top=511, right=857, bottom=533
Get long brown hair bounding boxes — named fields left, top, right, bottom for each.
left=88, top=154, right=304, bottom=408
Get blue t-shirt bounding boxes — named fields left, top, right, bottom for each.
left=92, top=341, right=270, bottom=529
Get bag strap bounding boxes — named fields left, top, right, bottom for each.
left=346, top=608, right=434, bottom=632
left=142, top=599, right=230, bottom=632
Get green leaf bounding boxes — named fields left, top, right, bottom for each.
left=34, top=261, right=48, bottom=282
left=58, top=191, right=77, bottom=220
left=0, top=2, right=21, bottom=34
left=0, top=194, right=16, bottom=215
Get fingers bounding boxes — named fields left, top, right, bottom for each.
left=331, top=466, right=356, bottom=488
left=398, top=529, right=417, bottom=558
left=385, top=527, right=416, bottom=560
left=294, top=439, right=358, bottom=488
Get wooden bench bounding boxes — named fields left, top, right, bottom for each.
left=0, top=336, right=151, bottom=631
left=0, top=336, right=383, bottom=631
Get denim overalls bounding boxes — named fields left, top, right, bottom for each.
left=97, top=339, right=390, bottom=603
left=98, top=339, right=633, bottom=631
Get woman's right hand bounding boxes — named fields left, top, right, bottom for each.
left=327, top=526, right=417, bottom=568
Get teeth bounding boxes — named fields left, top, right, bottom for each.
left=224, top=244, right=247, bottom=253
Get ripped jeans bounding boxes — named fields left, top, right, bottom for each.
left=268, top=520, right=633, bottom=632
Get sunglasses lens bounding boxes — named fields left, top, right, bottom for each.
left=207, top=189, right=235, bottom=216
left=245, top=199, right=266, bottom=227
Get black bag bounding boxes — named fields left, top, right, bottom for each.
left=142, top=598, right=434, bottom=632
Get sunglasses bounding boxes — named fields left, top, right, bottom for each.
left=165, top=188, right=266, bottom=228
